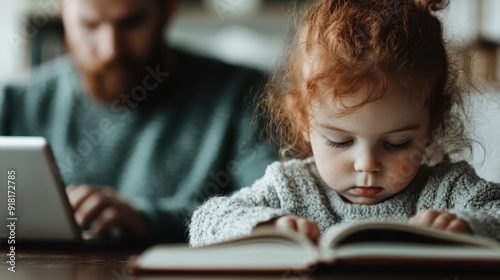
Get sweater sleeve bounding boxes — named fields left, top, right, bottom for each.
left=444, top=163, right=500, bottom=242
left=188, top=163, right=290, bottom=247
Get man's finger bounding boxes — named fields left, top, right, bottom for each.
left=113, top=204, right=148, bottom=238
left=75, top=192, right=110, bottom=227
left=90, top=207, right=120, bottom=236
left=94, top=204, right=148, bottom=238
left=66, top=184, right=97, bottom=210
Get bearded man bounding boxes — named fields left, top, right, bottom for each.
left=0, top=0, right=276, bottom=243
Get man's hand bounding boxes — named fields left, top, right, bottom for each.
left=408, top=209, right=472, bottom=234
left=66, top=184, right=148, bottom=239
left=258, top=215, right=320, bottom=243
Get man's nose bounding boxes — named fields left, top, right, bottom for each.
left=96, top=25, right=120, bottom=62
left=354, top=149, right=382, bottom=173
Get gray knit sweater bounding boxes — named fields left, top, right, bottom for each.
left=0, top=50, right=277, bottom=243
left=189, top=158, right=500, bottom=246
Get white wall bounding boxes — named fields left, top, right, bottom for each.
left=0, top=1, right=30, bottom=82
left=1, top=0, right=499, bottom=79
left=480, top=0, right=500, bottom=42
left=439, top=0, right=478, bottom=44
left=469, top=91, right=500, bottom=183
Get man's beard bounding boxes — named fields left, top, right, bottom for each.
left=69, top=37, right=164, bottom=105
left=78, top=56, right=148, bottom=104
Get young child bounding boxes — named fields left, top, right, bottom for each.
left=189, top=0, right=500, bottom=247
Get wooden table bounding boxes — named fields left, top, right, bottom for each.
left=1, top=248, right=500, bottom=280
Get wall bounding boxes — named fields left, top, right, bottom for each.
left=0, top=1, right=30, bottom=82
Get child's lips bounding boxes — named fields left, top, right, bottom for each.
left=351, top=187, right=384, bottom=196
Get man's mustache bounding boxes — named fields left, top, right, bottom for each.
left=89, top=60, right=137, bottom=73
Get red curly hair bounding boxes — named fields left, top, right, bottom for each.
left=260, top=0, right=469, bottom=163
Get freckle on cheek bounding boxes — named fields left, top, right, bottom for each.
left=395, top=152, right=421, bottom=177
left=387, top=156, right=420, bottom=188
left=328, top=166, right=342, bottom=177
left=322, top=165, right=345, bottom=188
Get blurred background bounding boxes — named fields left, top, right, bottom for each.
left=0, top=0, right=499, bottom=181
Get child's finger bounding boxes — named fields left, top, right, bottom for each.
left=309, top=222, right=321, bottom=243
left=275, top=216, right=298, bottom=231
left=295, top=218, right=309, bottom=234
left=296, top=218, right=320, bottom=243
left=411, top=209, right=440, bottom=226
left=431, top=212, right=455, bottom=230
left=446, top=218, right=472, bottom=234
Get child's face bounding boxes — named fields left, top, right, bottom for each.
left=306, top=89, right=430, bottom=205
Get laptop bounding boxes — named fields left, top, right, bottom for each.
left=0, top=136, right=130, bottom=248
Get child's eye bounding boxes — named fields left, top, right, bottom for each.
left=384, top=140, right=412, bottom=151
left=326, top=140, right=353, bottom=148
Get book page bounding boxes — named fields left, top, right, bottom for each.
left=317, top=221, right=500, bottom=261
left=335, top=243, right=500, bottom=261
left=135, top=227, right=321, bottom=271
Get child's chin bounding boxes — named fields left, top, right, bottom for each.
left=340, top=193, right=388, bottom=205
left=350, top=196, right=386, bottom=205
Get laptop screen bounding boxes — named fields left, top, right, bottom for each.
left=0, top=137, right=81, bottom=241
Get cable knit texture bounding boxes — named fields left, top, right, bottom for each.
left=189, top=158, right=500, bottom=247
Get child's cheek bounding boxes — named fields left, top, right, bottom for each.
left=386, top=149, right=423, bottom=189
left=316, top=154, right=352, bottom=190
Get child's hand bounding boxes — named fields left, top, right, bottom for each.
left=258, top=215, right=320, bottom=243
left=408, top=210, right=472, bottom=234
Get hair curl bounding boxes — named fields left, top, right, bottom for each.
left=259, top=0, right=471, bottom=164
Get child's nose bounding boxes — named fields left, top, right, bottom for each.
left=354, top=151, right=382, bottom=173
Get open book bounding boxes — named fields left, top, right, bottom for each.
left=132, top=221, right=500, bottom=272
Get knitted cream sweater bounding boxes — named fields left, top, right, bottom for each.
left=189, top=158, right=500, bottom=247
